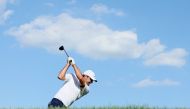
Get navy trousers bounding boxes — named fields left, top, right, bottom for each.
left=48, top=98, right=66, bottom=108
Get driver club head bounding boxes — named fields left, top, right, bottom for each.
left=59, top=45, right=70, bottom=57
left=59, top=46, right=64, bottom=51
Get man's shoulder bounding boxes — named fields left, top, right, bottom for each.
left=66, top=73, right=76, bottom=78
left=65, top=73, right=73, bottom=81
left=65, top=73, right=78, bottom=81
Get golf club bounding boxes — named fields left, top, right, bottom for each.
left=59, top=45, right=70, bottom=57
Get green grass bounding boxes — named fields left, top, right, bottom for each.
left=0, top=105, right=189, bottom=109
left=69, top=105, right=189, bottom=109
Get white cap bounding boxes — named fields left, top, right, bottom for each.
left=83, top=70, right=97, bottom=82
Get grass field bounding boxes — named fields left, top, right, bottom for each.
left=69, top=106, right=189, bottom=109
left=0, top=105, right=189, bottom=109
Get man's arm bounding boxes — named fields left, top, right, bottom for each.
left=72, top=64, right=83, bottom=79
left=57, top=63, right=70, bottom=80
left=68, top=57, right=86, bottom=86
left=72, top=64, right=86, bottom=87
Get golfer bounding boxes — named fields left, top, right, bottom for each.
left=48, top=57, right=97, bottom=108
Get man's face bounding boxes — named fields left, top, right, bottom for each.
left=83, top=75, right=93, bottom=85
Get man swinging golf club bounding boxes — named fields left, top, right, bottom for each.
left=48, top=47, right=97, bottom=108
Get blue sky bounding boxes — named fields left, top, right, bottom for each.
left=0, top=0, right=190, bottom=108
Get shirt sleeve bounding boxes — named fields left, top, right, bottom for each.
left=65, top=73, right=72, bottom=82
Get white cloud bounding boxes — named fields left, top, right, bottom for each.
left=143, top=39, right=166, bottom=58
left=7, top=13, right=188, bottom=67
left=90, top=3, right=125, bottom=16
left=132, top=78, right=180, bottom=88
left=144, top=48, right=188, bottom=67
left=0, top=0, right=14, bottom=24
left=7, top=13, right=142, bottom=59
left=0, top=9, right=13, bottom=24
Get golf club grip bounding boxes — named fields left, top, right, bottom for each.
left=69, top=60, right=72, bottom=63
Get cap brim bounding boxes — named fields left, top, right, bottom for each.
left=93, top=80, right=97, bottom=82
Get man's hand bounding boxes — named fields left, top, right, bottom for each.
left=67, top=57, right=75, bottom=65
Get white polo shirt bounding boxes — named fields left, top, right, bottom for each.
left=54, top=73, right=89, bottom=107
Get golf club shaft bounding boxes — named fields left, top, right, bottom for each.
left=62, top=48, right=72, bottom=63
left=64, top=49, right=69, bottom=57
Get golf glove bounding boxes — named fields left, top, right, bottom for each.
left=67, top=57, right=75, bottom=65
